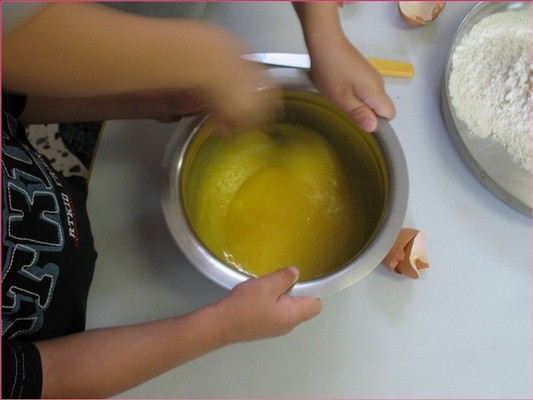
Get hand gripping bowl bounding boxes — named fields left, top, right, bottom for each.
left=161, top=69, right=408, bottom=297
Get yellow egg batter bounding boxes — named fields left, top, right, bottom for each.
left=185, top=123, right=367, bottom=280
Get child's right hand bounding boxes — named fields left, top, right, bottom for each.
left=191, top=24, right=282, bottom=130
left=214, top=267, right=322, bottom=344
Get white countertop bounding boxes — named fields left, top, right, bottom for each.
left=86, top=2, right=532, bottom=398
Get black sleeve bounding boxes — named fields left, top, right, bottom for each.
left=2, top=337, right=43, bottom=399
left=2, top=92, right=27, bottom=118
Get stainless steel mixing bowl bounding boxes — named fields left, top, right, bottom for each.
left=161, top=69, right=408, bottom=297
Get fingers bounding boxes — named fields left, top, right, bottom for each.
left=308, top=42, right=396, bottom=132
left=278, top=294, right=322, bottom=323
left=216, top=266, right=321, bottom=343
left=268, top=267, right=322, bottom=325
left=345, top=93, right=396, bottom=132
left=251, top=266, right=322, bottom=323
left=209, top=66, right=282, bottom=130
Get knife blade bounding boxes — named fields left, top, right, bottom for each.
left=242, top=52, right=415, bottom=78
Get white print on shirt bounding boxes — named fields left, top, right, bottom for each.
left=35, top=151, right=63, bottom=188
left=61, top=192, right=78, bottom=243
left=2, top=131, right=66, bottom=338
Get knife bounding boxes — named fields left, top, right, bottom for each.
left=242, top=52, right=415, bottom=79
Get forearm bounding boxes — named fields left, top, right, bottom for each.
left=3, top=3, right=244, bottom=97
left=34, top=267, right=320, bottom=398
left=293, top=2, right=346, bottom=53
left=36, top=304, right=226, bottom=399
left=19, top=90, right=201, bottom=124
left=35, top=267, right=321, bottom=398
left=4, top=2, right=277, bottom=128
left=20, top=94, right=148, bottom=124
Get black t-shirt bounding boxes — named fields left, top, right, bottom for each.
left=2, top=93, right=98, bottom=399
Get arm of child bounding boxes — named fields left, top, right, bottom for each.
left=3, top=2, right=279, bottom=128
left=293, top=2, right=395, bottom=132
left=35, top=267, right=321, bottom=399
left=19, top=89, right=207, bottom=124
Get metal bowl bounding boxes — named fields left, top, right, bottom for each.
left=161, top=69, right=408, bottom=297
left=441, top=2, right=532, bottom=216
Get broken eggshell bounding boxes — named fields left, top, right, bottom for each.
left=382, top=228, right=430, bottom=279
left=399, top=1, right=446, bottom=26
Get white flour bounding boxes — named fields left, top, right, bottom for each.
left=448, top=5, right=532, bottom=172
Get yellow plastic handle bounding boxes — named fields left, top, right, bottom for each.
left=367, top=58, right=415, bottom=78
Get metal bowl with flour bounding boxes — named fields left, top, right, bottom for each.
left=441, top=2, right=532, bottom=216
left=161, top=69, right=408, bottom=297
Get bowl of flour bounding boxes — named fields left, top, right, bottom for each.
left=441, top=1, right=532, bottom=217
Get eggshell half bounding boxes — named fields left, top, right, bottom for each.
left=382, top=228, right=430, bottom=279
left=399, top=1, right=446, bottom=26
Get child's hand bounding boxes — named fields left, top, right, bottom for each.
left=214, top=267, right=322, bottom=344
left=191, top=23, right=282, bottom=130
left=309, top=37, right=396, bottom=132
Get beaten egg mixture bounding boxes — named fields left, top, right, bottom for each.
left=185, top=123, right=368, bottom=280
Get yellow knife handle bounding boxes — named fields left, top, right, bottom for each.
left=367, top=58, right=415, bottom=78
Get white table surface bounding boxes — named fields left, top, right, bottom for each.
left=86, top=2, right=532, bottom=398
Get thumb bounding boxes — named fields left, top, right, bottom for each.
left=345, top=92, right=396, bottom=132
left=346, top=102, right=379, bottom=132
left=272, top=267, right=322, bottom=324
left=365, top=92, right=396, bottom=121
left=263, top=266, right=300, bottom=298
